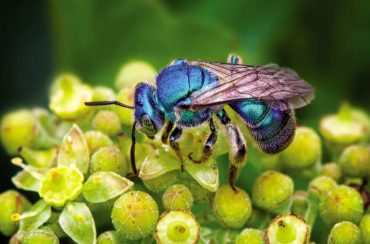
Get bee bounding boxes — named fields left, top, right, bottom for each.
left=86, top=54, right=314, bottom=190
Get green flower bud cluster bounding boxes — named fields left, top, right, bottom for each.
left=1, top=61, right=370, bottom=243
left=0, top=62, right=156, bottom=242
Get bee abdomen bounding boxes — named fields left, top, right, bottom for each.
left=229, top=99, right=296, bottom=154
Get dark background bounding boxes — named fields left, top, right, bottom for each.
left=1, top=0, right=369, bottom=241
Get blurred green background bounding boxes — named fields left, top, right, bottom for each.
left=0, top=0, right=369, bottom=241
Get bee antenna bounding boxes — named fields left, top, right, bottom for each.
left=84, top=100, right=135, bottom=109
left=130, top=121, right=138, bottom=175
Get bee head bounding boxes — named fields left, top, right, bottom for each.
left=134, top=82, right=165, bottom=139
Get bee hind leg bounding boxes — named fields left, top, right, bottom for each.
left=216, top=109, right=247, bottom=191
left=188, top=118, right=217, bottom=164
left=169, top=127, right=185, bottom=171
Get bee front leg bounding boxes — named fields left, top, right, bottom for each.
left=188, top=118, right=217, bottom=164
left=216, top=109, right=247, bottom=191
left=169, top=127, right=185, bottom=171
left=161, top=121, right=174, bottom=144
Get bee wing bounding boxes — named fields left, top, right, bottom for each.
left=186, top=61, right=314, bottom=111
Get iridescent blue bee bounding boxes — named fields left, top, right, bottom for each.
left=86, top=55, right=314, bottom=190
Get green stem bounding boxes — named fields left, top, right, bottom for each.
left=327, top=146, right=343, bottom=162
left=258, top=212, right=271, bottom=229
left=304, top=199, right=319, bottom=229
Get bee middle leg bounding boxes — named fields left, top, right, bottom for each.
left=216, top=109, right=247, bottom=191
left=169, top=127, right=185, bottom=171
left=188, top=117, right=217, bottom=163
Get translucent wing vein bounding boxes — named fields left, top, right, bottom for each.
left=185, top=61, right=314, bottom=111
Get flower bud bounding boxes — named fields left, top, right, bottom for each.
left=328, top=221, right=362, bottom=244
left=115, top=61, right=156, bottom=90
left=111, top=191, right=159, bottom=240
left=39, top=166, right=84, bottom=207
left=59, top=202, right=96, bottom=244
left=162, top=184, right=194, bottom=210
left=351, top=107, right=370, bottom=139
left=83, top=172, right=133, bottom=203
left=92, top=110, right=121, bottom=136
left=114, top=88, right=135, bottom=125
left=143, top=170, right=180, bottom=193
left=18, top=146, right=57, bottom=168
left=186, top=160, right=219, bottom=192
left=308, top=176, right=337, bottom=201
left=85, top=130, right=114, bottom=154
left=360, top=214, right=370, bottom=243
left=12, top=170, right=42, bottom=192
left=31, top=108, right=56, bottom=136
left=185, top=179, right=211, bottom=203
left=319, top=185, right=364, bottom=226
left=91, top=86, right=116, bottom=103
left=49, top=74, right=93, bottom=120
left=15, top=200, right=51, bottom=236
left=252, top=171, right=294, bottom=214
left=97, top=231, right=122, bottom=244
left=320, top=163, right=342, bottom=182
left=22, top=229, right=59, bottom=244
left=320, top=104, right=367, bottom=151
left=138, top=144, right=179, bottom=179
left=213, top=185, right=252, bottom=228
left=236, top=228, right=267, bottom=244
left=179, top=173, right=211, bottom=203
left=291, top=191, right=309, bottom=217
left=281, top=127, right=321, bottom=170
left=0, top=110, right=57, bottom=154
left=155, top=210, right=200, bottom=244
left=57, top=124, right=90, bottom=175
left=0, top=190, right=31, bottom=236
left=90, top=146, right=128, bottom=176
left=339, top=145, right=370, bottom=178
left=266, top=214, right=310, bottom=244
